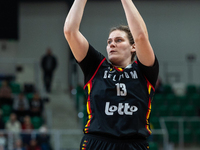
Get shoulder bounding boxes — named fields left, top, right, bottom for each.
left=137, top=56, right=159, bottom=70
left=78, top=44, right=108, bottom=84
left=78, top=44, right=106, bottom=69
left=136, top=56, right=159, bottom=87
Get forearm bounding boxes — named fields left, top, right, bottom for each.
left=64, top=0, right=87, bottom=33
left=121, top=0, right=148, bottom=40
left=121, top=0, right=155, bottom=66
left=63, top=0, right=89, bottom=62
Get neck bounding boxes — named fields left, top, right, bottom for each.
left=112, top=63, right=132, bottom=69
left=110, top=58, right=133, bottom=69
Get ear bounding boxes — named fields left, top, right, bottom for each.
left=131, top=44, right=136, bottom=53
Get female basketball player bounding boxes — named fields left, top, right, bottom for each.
left=64, top=0, right=159, bottom=149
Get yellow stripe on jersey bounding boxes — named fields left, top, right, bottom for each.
left=87, top=83, right=91, bottom=94
left=85, top=100, right=91, bottom=128
left=148, top=85, right=151, bottom=95
left=118, top=68, right=123, bottom=71
left=86, top=101, right=90, bottom=117
left=147, top=104, right=151, bottom=119
left=85, top=82, right=92, bottom=130
left=146, top=100, right=152, bottom=134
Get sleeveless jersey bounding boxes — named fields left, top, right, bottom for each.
left=78, top=45, right=159, bottom=139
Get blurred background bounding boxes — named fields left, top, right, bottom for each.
left=0, top=0, right=200, bottom=150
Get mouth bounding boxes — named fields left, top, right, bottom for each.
left=110, top=50, right=117, bottom=53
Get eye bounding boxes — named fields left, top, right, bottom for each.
left=107, top=40, right=112, bottom=44
left=116, top=39, right=122, bottom=43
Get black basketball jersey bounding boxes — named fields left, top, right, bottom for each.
left=78, top=45, right=159, bottom=139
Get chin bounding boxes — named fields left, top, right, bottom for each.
left=108, top=57, right=120, bottom=65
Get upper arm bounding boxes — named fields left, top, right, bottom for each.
left=120, top=0, right=155, bottom=67
left=134, top=34, right=155, bottom=67
left=64, top=30, right=89, bottom=62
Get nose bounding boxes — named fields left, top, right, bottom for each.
left=109, top=41, right=116, bottom=48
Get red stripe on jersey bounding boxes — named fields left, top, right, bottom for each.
left=145, top=97, right=152, bottom=134
left=83, top=58, right=106, bottom=133
left=144, top=76, right=155, bottom=92
left=144, top=76, right=154, bottom=135
left=84, top=58, right=106, bottom=89
left=114, top=66, right=124, bottom=72
left=85, top=82, right=92, bottom=129
left=81, top=140, right=88, bottom=150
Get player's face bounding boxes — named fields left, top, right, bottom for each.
left=106, top=30, right=135, bottom=67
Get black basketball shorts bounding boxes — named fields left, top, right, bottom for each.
left=80, top=134, right=149, bottom=150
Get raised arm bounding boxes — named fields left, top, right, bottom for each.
left=64, top=0, right=89, bottom=62
left=121, top=0, right=155, bottom=66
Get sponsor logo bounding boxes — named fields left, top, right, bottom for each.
left=105, top=102, right=138, bottom=115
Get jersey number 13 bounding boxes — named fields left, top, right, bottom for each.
left=115, top=83, right=127, bottom=96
